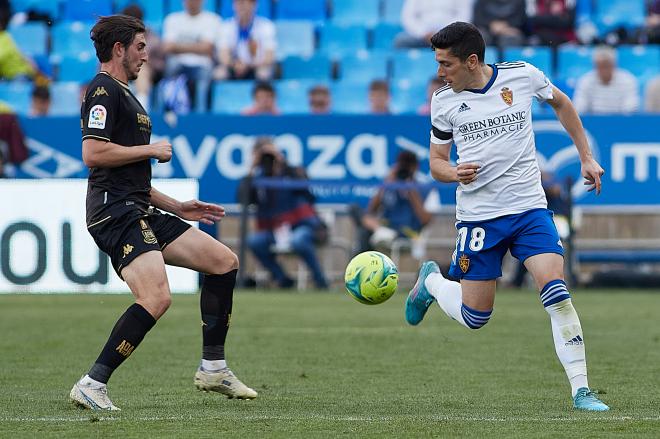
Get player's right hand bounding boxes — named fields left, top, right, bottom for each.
left=456, top=162, right=480, bottom=184
left=151, top=140, right=172, bottom=163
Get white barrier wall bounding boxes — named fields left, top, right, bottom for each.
left=0, top=179, right=199, bottom=293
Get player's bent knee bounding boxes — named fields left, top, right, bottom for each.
left=461, top=303, right=493, bottom=329
left=208, top=249, right=239, bottom=274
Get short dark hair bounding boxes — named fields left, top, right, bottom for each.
left=31, top=85, right=50, bottom=101
left=369, top=79, right=389, bottom=93
left=430, top=22, right=485, bottom=63
left=309, top=84, right=329, bottom=96
left=90, top=15, right=145, bottom=63
left=252, top=81, right=275, bottom=96
left=396, top=151, right=418, bottom=167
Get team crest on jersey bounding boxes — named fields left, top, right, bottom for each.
left=458, top=254, right=470, bottom=273
left=91, top=86, right=109, bottom=98
left=88, top=105, right=106, bottom=129
left=500, top=87, right=513, bottom=106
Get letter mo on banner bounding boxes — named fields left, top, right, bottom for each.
left=0, top=180, right=199, bottom=294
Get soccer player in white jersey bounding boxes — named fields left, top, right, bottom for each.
left=404, top=22, right=609, bottom=411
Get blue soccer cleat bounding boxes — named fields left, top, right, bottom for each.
left=573, top=387, right=610, bottom=411
left=405, top=261, right=440, bottom=325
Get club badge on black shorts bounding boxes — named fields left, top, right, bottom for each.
left=139, top=219, right=158, bottom=244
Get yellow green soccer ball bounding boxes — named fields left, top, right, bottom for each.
left=344, top=251, right=399, bottom=305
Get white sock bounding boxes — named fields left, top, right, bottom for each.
left=201, top=359, right=227, bottom=371
left=545, top=299, right=589, bottom=397
left=424, top=272, right=469, bottom=329
left=79, top=374, right=105, bottom=389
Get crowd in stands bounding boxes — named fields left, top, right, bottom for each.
left=1, top=0, right=660, bottom=118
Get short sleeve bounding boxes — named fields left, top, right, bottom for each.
left=429, top=95, right=453, bottom=145
left=527, top=62, right=554, bottom=101
left=82, top=82, right=117, bottom=141
left=259, top=20, right=276, bottom=51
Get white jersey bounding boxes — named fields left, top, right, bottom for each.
left=430, top=61, right=553, bottom=221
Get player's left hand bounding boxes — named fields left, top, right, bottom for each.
left=179, top=200, right=226, bottom=225
left=581, top=157, right=605, bottom=195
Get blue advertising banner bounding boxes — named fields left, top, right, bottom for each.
left=13, top=114, right=660, bottom=208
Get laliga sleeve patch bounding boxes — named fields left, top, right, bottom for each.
left=88, top=105, right=107, bottom=129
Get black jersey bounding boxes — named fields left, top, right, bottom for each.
left=81, top=72, right=153, bottom=226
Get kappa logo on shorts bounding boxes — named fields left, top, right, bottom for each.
left=122, top=244, right=134, bottom=258
left=458, top=254, right=470, bottom=273
left=139, top=219, right=158, bottom=244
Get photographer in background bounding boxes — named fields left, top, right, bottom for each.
left=351, top=151, right=432, bottom=255
left=239, top=137, right=329, bottom=289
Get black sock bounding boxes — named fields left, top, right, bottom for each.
left=88, top=303, right=156, bottom=384
left=200, top=270, right=237, bottom=361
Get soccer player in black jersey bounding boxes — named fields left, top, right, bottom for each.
left=69, top=15, right=256, bottom=411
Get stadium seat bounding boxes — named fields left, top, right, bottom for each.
left=331, top=0, right=380, bottom=27
left=275, top=20, right=315, bottom=60
left=56, top=54, right=99, bottom=83
left=594, top=0, right=645, bottom=34
left=339, top=51, right=389, bottom=83
left=0, top=81, right=32, bottom=115
left=211, top=81, right=254, bottom=114
left=330, top=81, right=369, bottom=113
left=391, top=78, right=426, bottom=114
left=557, top=45, right=594, bottom=87
left=382, top=0, right=405, bottom=24
left=318, top=24, right=368, bottom=60
left=114, top=0, right=166, bottom=23
left=280, top=55, right=332, bottom=81
left=62, top=0, right=112, bottom=22
left=10, top=0, right=60, bottom=20
left=275, top=0, right=327, bottom=22
left=52, top=21, right=96, bottom=58
left=167, top=0, right=217, bottom=13
left=502, top=46, right=553, bottom=78
left=371, top=22, right=403, bottom=50
left=391, top=49, right=438, bottom=82
left=220, top=0, right=272, bottom=18
left=49, top=82, right=82, bottom=116
left=8, top=22, right=48, bottom=58
left=617, top=45, right=660, bottom=86
left=276, top=80, right=316, bottom=114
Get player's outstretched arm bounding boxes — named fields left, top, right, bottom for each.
left=429, top=142, right=480, bottom=185
left=82, top=138, right=172, bottom=168
left=546, top=86, right=605, bottom=194
left=150, top=187, right=225, bottom=225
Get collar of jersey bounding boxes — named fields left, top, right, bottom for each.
left=99, top=71, right=130, bottom=90
left=464, top=64, right=498, bottom=94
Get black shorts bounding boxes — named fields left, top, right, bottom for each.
left=87, top=208, right=191, bottom=278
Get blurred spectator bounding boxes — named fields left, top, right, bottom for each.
left=241, top=81, right=280, bottom=115
left=527, top=0, right=577, bottom=46
left=350, top=151, right=432, bottom=255
left=239, top=138, right=329, bottom=289
left=0, top=102, right=29, bottom=178
left=644, top=76, right=660, bottom=112
left=0, top=1, right=35, bottom=80
left=640, top=0, right=660, bottom=44
left=29, top=85, right=50, bottom=117
left=162, top=0, right=222, bottom=111
left=395, top=0, right=474, bottom=48
left=573, top=46, right=639, bottom=114
left=473, top=0, right=527, bottom=47
left=308, top=84, right=331, bottom=114
left=122, top=4, right=166, bottom=110
left=368, top=80, right=391, bottom=114
left=215, top=0, right=276, bottom=80
left=417, top=77, right=446, bottom=115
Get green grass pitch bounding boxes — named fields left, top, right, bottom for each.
left=0, top=289, right=659, bottom=438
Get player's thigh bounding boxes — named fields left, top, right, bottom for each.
left=460, top=279, right=497, bottom=311
left=524, top=253, right=565, bottom=290
left=162, top=227, right=238, bottom=275
left=121, top=250, right=171, bottom=317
